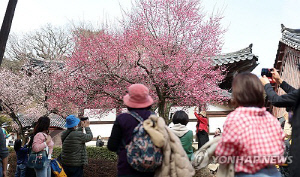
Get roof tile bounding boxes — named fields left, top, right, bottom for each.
left=280, top=24, right=300, bottom=50
left=211, top=44, right=258, bottom=66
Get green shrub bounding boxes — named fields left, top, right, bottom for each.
left=9, top=146, right=117, bottom=161
left=86, top=147, right=117, bottom=161
left=52, top=146, right=117, bottom=161
left=52, top=146, right=62, bottom=158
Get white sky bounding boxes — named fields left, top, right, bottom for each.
left=1, top=0, right=299, bottom=75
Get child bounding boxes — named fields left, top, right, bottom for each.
left=215, top=72, right=285, bottom=177
left=171, top=110, right=193, bottom=160
left=14, top=138, right=30, bottom=177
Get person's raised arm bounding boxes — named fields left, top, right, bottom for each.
left=272, top=68, right=283, bottom=85
left=272, top=68, right=296, bottom=93
left=81, top=120, right=93, bottom=143
left=261, top=76, right=298, bottom=107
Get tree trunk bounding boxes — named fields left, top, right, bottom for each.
left=78, top=108, right=84, bottom=117
left=0, top=0, right=18, bottom=66
left=157, top=99, right=173, bottom=125
left=115, top=106, right=122, bottom=117
left=8, top=111, right=25, bottom=141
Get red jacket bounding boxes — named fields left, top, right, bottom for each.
left=194, top=112, right=208, bottom=133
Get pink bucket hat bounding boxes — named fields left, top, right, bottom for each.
left=123, top=84, right=154, bottom=108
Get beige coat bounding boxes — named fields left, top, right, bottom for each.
left=144, top=115, right=195, bottom=177
left=283, top=112, right=292, bottom=139
left=192, top=136, right=234, bottom=177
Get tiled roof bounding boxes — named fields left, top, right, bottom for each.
left=280, top=24, right=300, bottom=50
left=211, top=44, right=258, bottom=66
left=211, top=44, right=258, bottom=90
left=17, top=115, right=36, bottom=128
left=13, top=113, right=65, bottom=130
left=48, top=113, right=66, bottom=128
left=24, top=58, right=64, bottom=73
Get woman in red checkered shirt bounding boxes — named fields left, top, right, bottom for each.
left=215, top=72, right=285, bottom=177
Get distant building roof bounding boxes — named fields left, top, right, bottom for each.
left=211, top=44, right=259, bottom=90
left=12, top=113, right=65, bottom=131
left=280, top=24, right=300, bottom=50
left=48, top=113, right=66, bottom=128
left=24, top=58, right=64, bottom=74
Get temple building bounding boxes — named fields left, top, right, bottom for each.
left=270, top=24, right=300, bottom=118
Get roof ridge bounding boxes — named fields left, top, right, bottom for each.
left=281, top=24, right=300, bottom=34
left=211, top=44, right=258, bottom=67
left=215, top=44, right=253, bottom=57
left=280, top=24, right=300, bottom=50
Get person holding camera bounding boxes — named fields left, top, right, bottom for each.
left=61, top=115, right=93, bottom=177
left=261, top=67, right=300, bottom=177
left=260, top=68, right=299, bottom=110
left=194, top=107, right=209, bottom=149
left=14, top=138, right=31, bottom=177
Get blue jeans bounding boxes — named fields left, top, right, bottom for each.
left=235, top=166, right=281, bottom=177
left=15, top=164, right=27, bottom=177
left=34, top=159, right=51, bottom=177
left=0, top=166, right=2, bottom=177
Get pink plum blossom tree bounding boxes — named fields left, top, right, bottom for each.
left=0, top=69, right=35, bottom=138
left=49, top=0, right=227, bottom=122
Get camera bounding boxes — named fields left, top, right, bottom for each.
left=80, top=116, right=89, bottom=121
left=261, top=68, right=273, bottom=77
left=261, top=68, right=276, bottom=84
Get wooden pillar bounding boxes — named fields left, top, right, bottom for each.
left=0, top=0, right=18, bottom=66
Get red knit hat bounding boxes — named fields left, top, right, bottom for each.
left=123, top=84, right=154, bottom=108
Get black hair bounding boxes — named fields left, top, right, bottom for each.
left=172, top=110, right=189, bottom=125
left=14, top=139, right=22, bottom=152
left=28, top=134, right=35, bottom=148
left=217, top=128, right=222, bottom=133
left=33, top=116, right=50, bottom=135
left=127, top=106, right=152, bottom=111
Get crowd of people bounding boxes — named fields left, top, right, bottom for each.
left=0, top=114, right=93, bottom=177
left=106, top=68, right=299, bottom=177
left=0, top=66, right=299, bottom=177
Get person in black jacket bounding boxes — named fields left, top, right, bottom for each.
left=261, top=67, right=300, bottom=177
left=289, top=91, right=300, bottom=177
left=260, top=68, right=299, bottom=110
